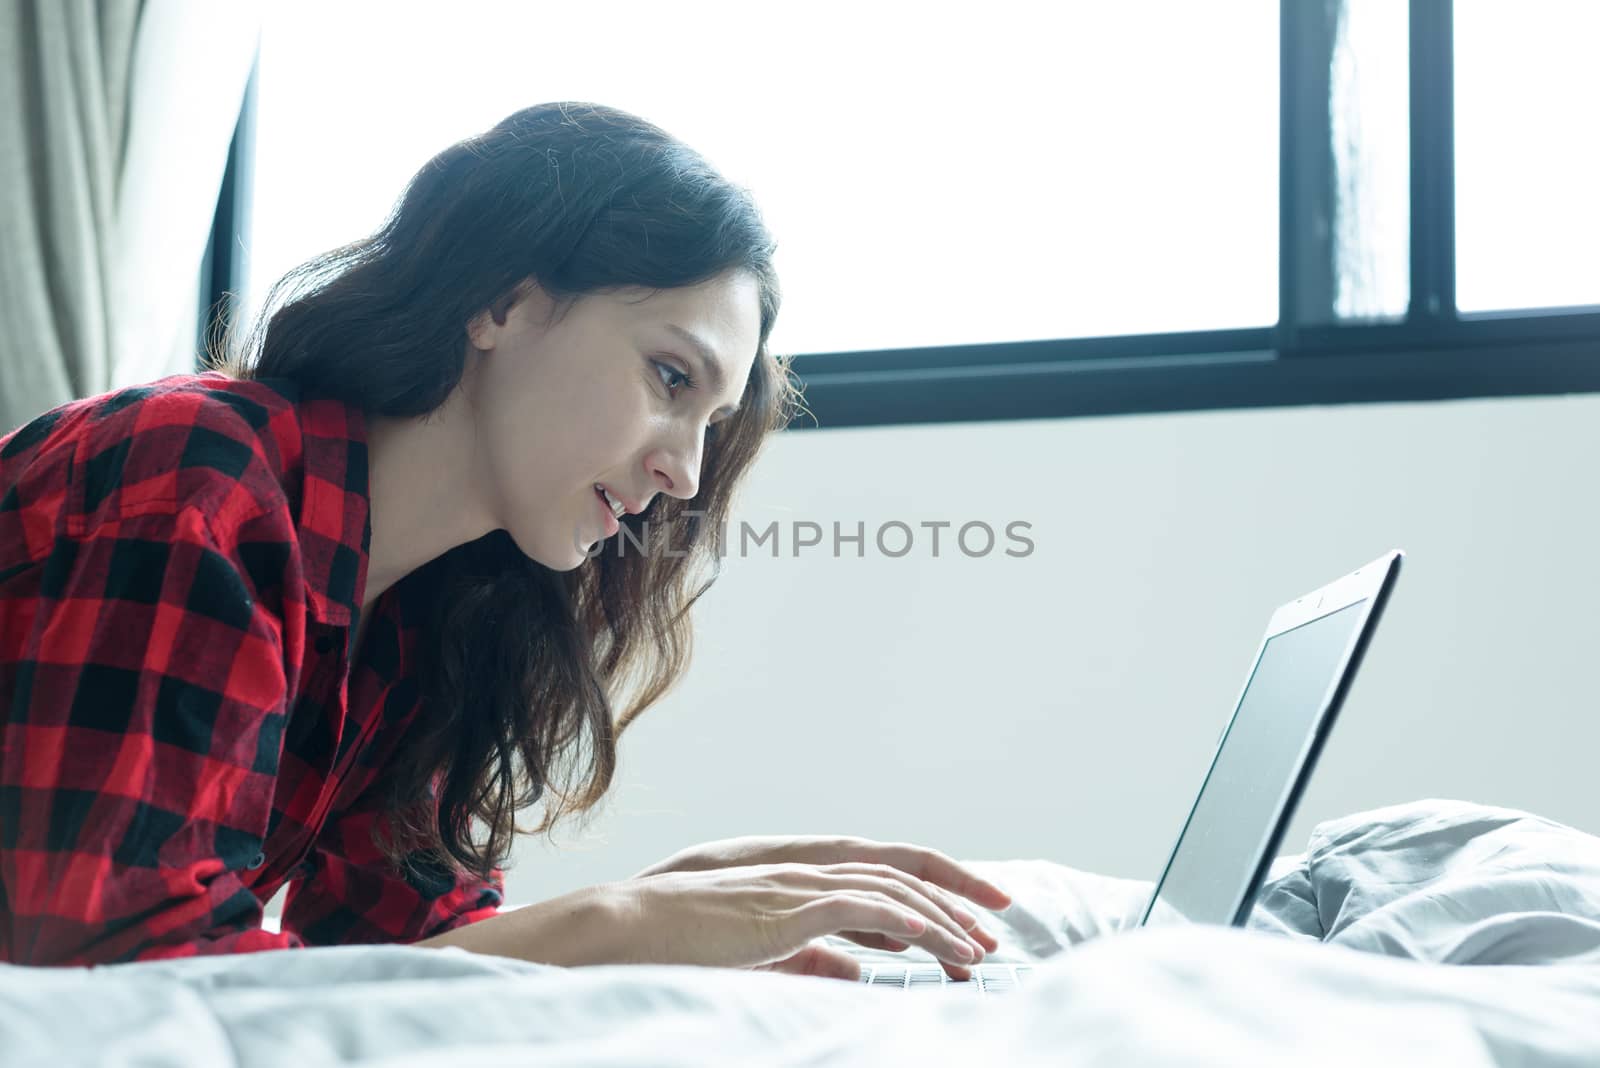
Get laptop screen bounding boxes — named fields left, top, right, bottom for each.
left=1142, top=599, right=1367, bottom=927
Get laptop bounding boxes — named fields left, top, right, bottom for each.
left=857, top=549, right=1405, bottom=993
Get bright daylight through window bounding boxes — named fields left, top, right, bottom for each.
left=1453, top=0, right=1600, bottom=315
left=244, top=0, right=1280, bottom=358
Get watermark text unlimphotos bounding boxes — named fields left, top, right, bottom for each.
left=576, top=514, right=1035, bottom=560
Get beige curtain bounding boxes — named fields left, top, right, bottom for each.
left=0, top=0, right=263, bottom=434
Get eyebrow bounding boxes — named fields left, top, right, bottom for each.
left=665, top=323, right=742, bottom=418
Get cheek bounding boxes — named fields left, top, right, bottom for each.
left=587, top=371, right=658, bottom=457
left=483, top=355, right=653, bottom=504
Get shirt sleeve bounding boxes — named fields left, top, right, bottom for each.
left=281, top=763, right=505, bottom=947
left=0, top=501, right=305, bottom=965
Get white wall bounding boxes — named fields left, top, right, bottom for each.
left=502, top=389, right=1600, bottom=905
left=262, top=389, right=1600, bottom=924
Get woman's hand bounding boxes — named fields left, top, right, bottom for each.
left=632, top=835, right=1013, bottom=975
left=616, top=861, right=1001, bottom=981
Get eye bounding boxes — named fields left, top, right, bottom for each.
left=653, top=358, right=722, bottom=444
left=653, top=359, right=696, bottom=396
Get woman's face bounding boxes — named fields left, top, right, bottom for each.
left=464, top=270, right=762, bottom=571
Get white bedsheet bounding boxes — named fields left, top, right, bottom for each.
left=4, top=798, right=1599, bottom=1067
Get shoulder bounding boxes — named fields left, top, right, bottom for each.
left=1, top=373, right=319, bottom=538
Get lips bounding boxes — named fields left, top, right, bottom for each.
left=593, top=486, right=620, bottom=537
left=596, top=483, right=626, bottom=518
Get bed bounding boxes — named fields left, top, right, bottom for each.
left=4, top=798, right=1599, bottom=1066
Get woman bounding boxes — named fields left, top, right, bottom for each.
left=0, top=102, right=1009, bottom=978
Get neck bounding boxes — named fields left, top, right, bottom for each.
left=362, top=387, right=494, bottom=609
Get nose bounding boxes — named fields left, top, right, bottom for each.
left=648, top=429, right=705, bottom=501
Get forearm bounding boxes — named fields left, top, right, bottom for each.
left=414, top=882, right=636, bottom=967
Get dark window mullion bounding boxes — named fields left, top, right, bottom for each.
left=196, top=52, right=260, bottom=366
left=793, top=328, right=1276, bottom=378
left=1408, top=0, right=1456, bottom=324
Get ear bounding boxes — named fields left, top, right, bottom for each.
left=467, top=278, right=541, bottom=350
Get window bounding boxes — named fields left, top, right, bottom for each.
left=1454, top=0, right=1600, bottom=314
left=209, top=0, right=1600, bottom=429
left=244, top=1, right=1278, bottom=358
left=1327, top=0, right=1410, bottom=323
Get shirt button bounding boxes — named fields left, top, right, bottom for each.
left=247, top=851, right=266, bottom=870
left=314, top=635, right=335, bottom=655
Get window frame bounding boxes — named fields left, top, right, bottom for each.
left=200, top=0, right=1600, bottom=430
left=197, top=52, right=257, bottom=363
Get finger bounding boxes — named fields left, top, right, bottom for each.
left=917, top=881, right=1002, bottom=952
left=903, top=882, right=996, bottom=957
left=795, top=889, right=932, bottom=949
left=758, top=941, right=862, bottom=981
left=841, top=876, right=985, bottom=967
left=942, top=959, right=976, bottom=982
left=813, top=842, right=1011, bottom=945
left=821, top=865, right=986, bottom=964
left=835, top=930, right=911, bottom=952
left=787, top=897, right=937, bottom=978
left=811, top=882, right=981, bottom=981
left=884, top=875, right=988, bottom=964
left=874, top=842, right=1014, bottom=913
left=839, top=930, right=966, bottom=973
left=841, top=922, right=972, bottom=979
left=823, top=850, right=1008, bottom=951
left=798, top=889, right=967, bottom=969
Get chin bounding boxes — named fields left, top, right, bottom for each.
left=536, top=545, right=597, bottom=573
left=549, top=550, right=595, bottom=572
left=510, top=524, right=603, bottom=572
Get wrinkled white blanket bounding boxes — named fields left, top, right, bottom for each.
left=4, top=799, right=1600, bottom=1067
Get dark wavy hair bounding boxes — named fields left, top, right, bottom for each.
left=209, top=102, right=802, bottom=884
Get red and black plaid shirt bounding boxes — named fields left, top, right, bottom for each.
left=0, top=373, right=503, bottom=965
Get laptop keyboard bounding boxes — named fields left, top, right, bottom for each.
left=858, top=962, right=1032, bottom=993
